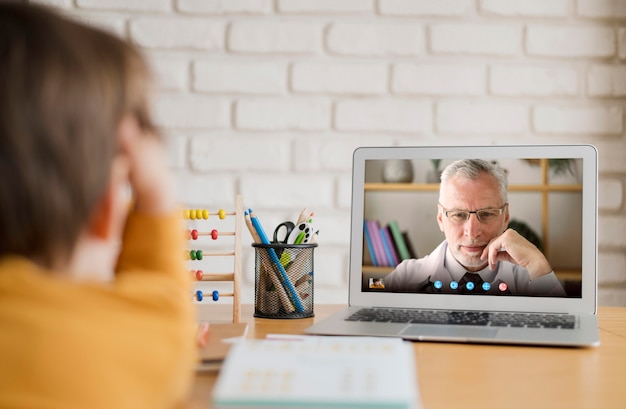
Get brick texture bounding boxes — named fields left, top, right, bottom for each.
left=430, top=24, right=522, bottom=55
left=526, top=25, right=615, bottom=58
left=37, top=0, right=626, bottom=306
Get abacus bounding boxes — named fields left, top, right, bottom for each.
left=184, top=194, right=243, bottom=323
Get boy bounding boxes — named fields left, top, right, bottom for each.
left=0, top=4, right=196, bottom=408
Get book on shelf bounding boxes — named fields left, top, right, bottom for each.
left=403, top=231, right=418, bottom=259
left=388, top=220, right=412, bottom=261
left=363, top=219, right=416, bottom=267
left=366, top=219, right=388, bottom=266
left=380, top=226, right=399, bottom=266
left=363, top=220, right=377, bottom=266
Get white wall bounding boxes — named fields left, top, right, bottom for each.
left=34, top=0, right=626, bottom=306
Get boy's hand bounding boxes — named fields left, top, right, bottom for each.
left=117, top=115, right=177, bottom=214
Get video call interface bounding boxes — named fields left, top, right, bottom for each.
left=361, top=157, right=584, bottom=299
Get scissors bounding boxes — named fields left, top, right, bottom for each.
left=272, top=221, right=313, bottom=244
left=273, top=221, right=297, bottom=244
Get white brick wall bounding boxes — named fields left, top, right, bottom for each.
left=490, top=65, right=578, bottom=97
left=533, top=105, right=623, bottom=135
left=526, top=25, right=616, bottom=58
left=438, top=101, right=528, bottom=134
left=291, top=62, right=388, bottom=95
left=326, top=23, right=426, bottom=56
left=40, top=0, right=626, bottom=306
left=431, top=24, right=522, bottom=56
left=193, top=61, right=287, bottom=94
left=131, top=18, right=225, bottom=50
left=480, top=0, right=569, bottom=17
left=393, top=64, right=485, bottom=96
left=229, top=21, right=321, bottom=53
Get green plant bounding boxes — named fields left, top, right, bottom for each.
left=523, top=159, right=576, bottom=177
left=547, top=159, right=575, bottom=176
left=508, top=219, right=543, bottom=252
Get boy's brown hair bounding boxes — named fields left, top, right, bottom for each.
left=0, top=4, right=154, bottom=266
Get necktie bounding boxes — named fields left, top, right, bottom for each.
left=459, top=272, right=485, bottom=294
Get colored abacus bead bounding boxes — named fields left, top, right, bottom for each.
left=195, top=250, right=203, bottom=260
left=191, top=229, right=199, bottom=240
left=195, top=290, right=203, bottom=302
left=202, top=209, right=209, bottom=219
left=218, top=209, right=226, bottom=219
left=195, top=270, right=203, bottom=281
left=183, top=209, right=190, bottom=220
left=212, top=290, right=219, bottom=301
left=211, top=229, right=218, bottom=240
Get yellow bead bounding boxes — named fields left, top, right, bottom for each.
left=183, top=209, right=190, bottom=220
left=218, top=209, right=226, bottom=219
left=202, top=209, right=209, bottom=219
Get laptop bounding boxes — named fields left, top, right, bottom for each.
left=305, top=145, right=600, bottom=347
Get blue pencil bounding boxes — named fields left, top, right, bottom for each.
left=249, top=209, right=304, bottom=312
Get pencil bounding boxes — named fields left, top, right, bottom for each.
left=249, top=209, right=304, bottom=312
left=246, top=209, right=295, bottom=312
left=244, top=211, right=261, bottom=243
left=296, top=208, right=310, bottom=224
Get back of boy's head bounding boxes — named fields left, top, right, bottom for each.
left=0, top=4, right=153, bottom=267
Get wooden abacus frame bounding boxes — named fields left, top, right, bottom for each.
left=184, top=194, right=243, bottom=323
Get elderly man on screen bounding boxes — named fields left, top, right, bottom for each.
left=383, top=159, right=566, bottom=297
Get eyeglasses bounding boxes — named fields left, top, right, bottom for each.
left=439, top=203, right=508, bottom=224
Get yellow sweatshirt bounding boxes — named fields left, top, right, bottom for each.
left=0, top=211, right=196, bottom=409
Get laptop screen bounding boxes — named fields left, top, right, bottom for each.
left=349, top=146, right=597, bottom=312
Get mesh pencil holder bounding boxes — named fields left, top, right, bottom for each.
left=252, top=242, right=317, bottom=319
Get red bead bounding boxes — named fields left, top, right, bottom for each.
left=211, top=229, right=218, bottom=240
left=195, top=270, right=203, bottom=281
left=191, top=229, right=199, bottom=240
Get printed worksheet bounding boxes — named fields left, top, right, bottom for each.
left=213, top=335, right=421, bottom=409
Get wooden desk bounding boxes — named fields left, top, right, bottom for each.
left=191, top=305, right=626, bottom=409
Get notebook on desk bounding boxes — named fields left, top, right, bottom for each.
left=305, top=145, right=600, bottom=347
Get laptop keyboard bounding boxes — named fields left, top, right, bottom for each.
left=346, top=308, right=576, bottom=329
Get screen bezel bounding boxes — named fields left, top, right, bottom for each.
left=348, top=145, right=598, bottom=314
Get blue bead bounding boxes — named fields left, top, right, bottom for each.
left=196, top=290, right=203, bottom=301
left=212, top=290, right=219, bottom=301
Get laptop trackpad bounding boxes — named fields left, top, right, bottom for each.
left=401, top=325, right=498, bottom=340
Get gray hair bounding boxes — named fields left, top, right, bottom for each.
left=439, top=159, right=508, bottom=203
